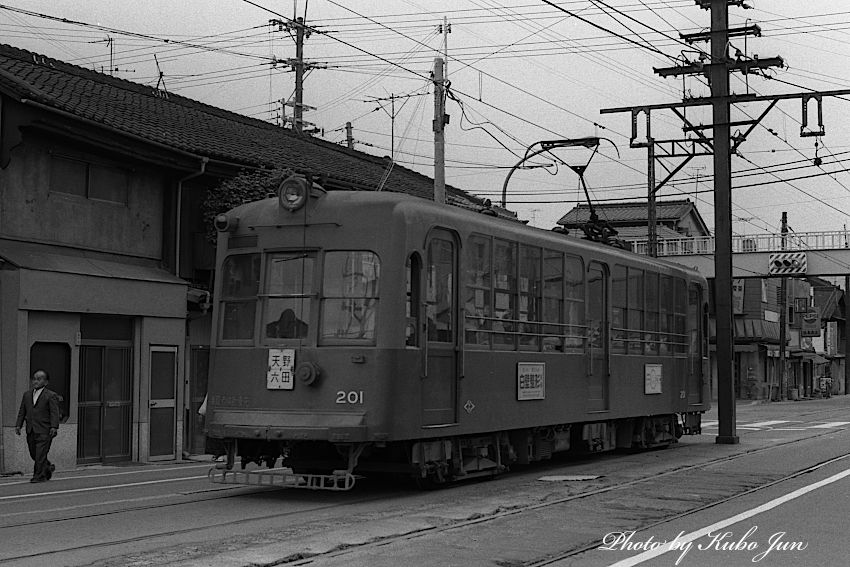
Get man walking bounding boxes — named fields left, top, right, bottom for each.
left=15, top=369, right=60, bottom=483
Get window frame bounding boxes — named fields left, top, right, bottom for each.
left=217, top=253, right=261, bottom=344
left=318, top=250, right=381, bottom=345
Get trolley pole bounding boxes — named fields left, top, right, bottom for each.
left=433, top=57, right=446, bottom=204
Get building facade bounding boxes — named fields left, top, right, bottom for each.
left=0, top=44, right=493, bottom=474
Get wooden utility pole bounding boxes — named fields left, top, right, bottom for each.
left=433, top=57, right=446, bottom=204
left=271, top=17, right=321, bottom=134
left=345, top=122, right=354, bottom=149
left=707, top=0, right=738, bottom=445
left=778, top=212, right=788, bottom=400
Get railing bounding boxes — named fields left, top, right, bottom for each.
left=629, top=230, right=850, bottom=257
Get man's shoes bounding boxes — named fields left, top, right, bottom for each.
left=30, top=477, right=46, bottom=483
left=46, top=464, right=55, bottom=480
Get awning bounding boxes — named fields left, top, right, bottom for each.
left=709, top=318, right=782, bottom=343
left=0, top=240, right=184, bottom=284
left=0, top=239, right=187, bottom=318
left=793, top=352, right=829, bottom=364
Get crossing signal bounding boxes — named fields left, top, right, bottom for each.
left=768, top=252, right=807, bottom=275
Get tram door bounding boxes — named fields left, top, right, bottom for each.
left=586, top=262, right=609, bottom=411
left=687, top=283, right=704, bottom=404
left=422, top=230, right=458, bottom=426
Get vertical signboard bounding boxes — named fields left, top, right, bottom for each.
left=517, top=362, right=545, bottom=400
left=801, top=307, right=821, bottom=338
left=267, top=348, right=295, bottom=389
left=732, top=279, right=745, bottom=314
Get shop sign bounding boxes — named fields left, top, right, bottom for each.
left=801, top=307, right=820, bottom=337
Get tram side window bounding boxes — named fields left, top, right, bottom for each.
left=321, top=251, right=380, bottom=342
left=464, top=235, right=491, bottom=346
left=220, top=254, right=261, bottom=340
left=674, top=278, right=688, bottom=355
left=564, top=255, right=585, bottom=352
left=542, top=249, right=564, bottom=352
left=645, top=272, right=660, bottom=355
left=688, top=283, right=702, bottom=360
left=628, top=268, right=644, bottom=355
left=263, top=253, right=314, bottom=340
left=659, top=275, right=674, bottom=355
left=492, top=239, right=517, bottom=350
left=519, top=245, right=541, bottom=350
left=406, top=254, right=421, bottom=347
left=612, top=266, right=627, bottom=354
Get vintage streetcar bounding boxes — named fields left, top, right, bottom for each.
left=205, top=177, right=709, bottom=490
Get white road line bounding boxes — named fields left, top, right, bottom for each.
left=744, top=420, right=791, bottom=428
left=809, top=422, right=850, bottom=428
left=606, top=466, right=850, bottom=566
left=0, top=475, right=208, bottom=501
left=771, top=428, right=808, bottom=431
left=0, top=463, right=213, bottom=486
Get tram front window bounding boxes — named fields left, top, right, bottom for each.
left=321, top=251, right=380, bottom=341
left=220, top=253, right=260, bottom=340
left=263, top=253, right=314, bottom=340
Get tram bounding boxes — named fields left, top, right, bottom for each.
left=204, top=177, right=709, bottom=490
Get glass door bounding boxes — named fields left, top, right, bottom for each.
left=422, top=230, right=458, bottom=426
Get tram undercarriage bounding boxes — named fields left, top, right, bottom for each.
left=207, top=413, right=700, bottom=491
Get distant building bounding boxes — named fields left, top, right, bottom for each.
left=556, top=199, right=711, bottom=240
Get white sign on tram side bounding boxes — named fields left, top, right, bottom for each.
left=267, top=348, right=295, bottom=390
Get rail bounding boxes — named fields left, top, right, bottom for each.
left=629, top=230, right=850, bottom=257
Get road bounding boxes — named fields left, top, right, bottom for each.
left=1, top=396, right=848, bottom=567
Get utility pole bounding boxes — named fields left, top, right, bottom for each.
left=270, top=17, right=322, bottom=134
left=293, top=16, right=306, bottom=134
left=433, top=57, right=447, bottom=204
left=778, top=212, right=788, bottom=400
left=440, top=17, right=451, bottom=79
left=707, top=0, right=738, bottom=445
left=345, top=122, right=354, bottom=149
left=646, top=116, right=657, bottom=257
left=365, top=92, right=425, bottom=159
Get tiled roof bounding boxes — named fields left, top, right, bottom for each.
left=557, top=200, right=696, bottom=226
left=0, top=44, right=487, bottom=209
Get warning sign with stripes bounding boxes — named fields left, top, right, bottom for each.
left=768, top=252, right=807, bottom=275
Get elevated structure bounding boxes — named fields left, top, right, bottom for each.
left=629, top=230, right=850, bottom=278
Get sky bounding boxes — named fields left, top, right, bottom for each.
left=3, top=1, right=850, bottom=237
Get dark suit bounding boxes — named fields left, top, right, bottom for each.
left=16, top=387, right=60, bottom=480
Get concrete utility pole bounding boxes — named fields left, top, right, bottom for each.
left=433, top=57, right=446, bottom=204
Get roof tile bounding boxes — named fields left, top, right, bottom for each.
left=0, top=43, right=486, bottom=208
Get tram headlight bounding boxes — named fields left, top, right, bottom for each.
left=214, top=213, right=239, bottom=232
left=278, top=175, right=311, bottom=211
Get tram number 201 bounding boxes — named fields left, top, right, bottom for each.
left=336, top=390, right=364, bottom=404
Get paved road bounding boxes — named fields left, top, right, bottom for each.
left=1, top=395, right=848, bottom=567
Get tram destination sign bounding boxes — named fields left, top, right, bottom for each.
left=517, top=362, right=545, bottom=400
left=267, top=348, right=295, bottom=390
